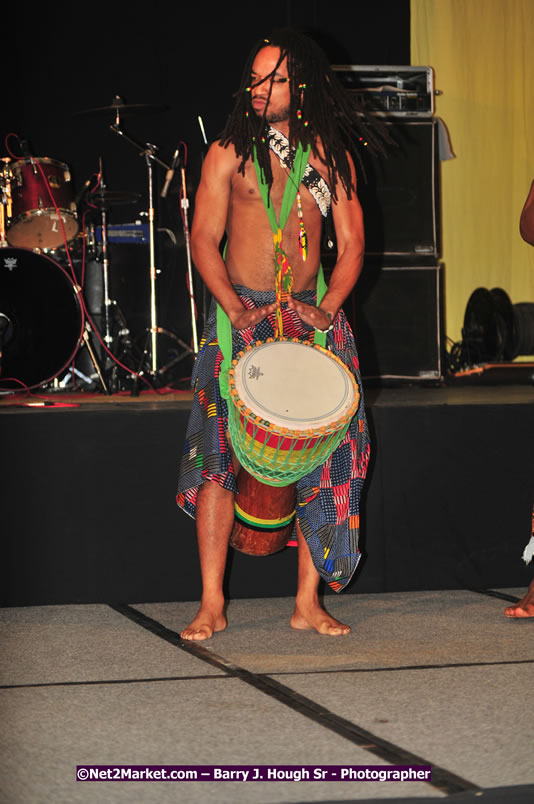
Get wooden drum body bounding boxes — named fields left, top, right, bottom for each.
left=230, top=471, right=296, bottom=556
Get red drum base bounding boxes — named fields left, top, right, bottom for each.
left=230, top=470, right=296, bottom=556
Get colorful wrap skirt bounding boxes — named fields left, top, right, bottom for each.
left=176, top=285, right=370, bottom=592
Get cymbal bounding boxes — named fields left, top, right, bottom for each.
left=87, top=189, right=141, bottom=208
left=74, top=100, right=169, bottom=118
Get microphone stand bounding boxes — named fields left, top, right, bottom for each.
left=110, top=120, right=169, bottom=375
left=110, top=119, right=199, bottom=383
left=98, top=172, right=113, bottom=356
left=154, top=164, right=199, bottom=381
left=180, top=166, right=199, bottom=354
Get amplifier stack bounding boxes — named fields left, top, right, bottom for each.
left=331, top=65, right=444, bottom=383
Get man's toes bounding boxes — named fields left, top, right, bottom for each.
left=507, top=608, right=532, bottom=619
left=323, top=622, right=350, bottom=636
left=180, top=626, right=212, bottom=640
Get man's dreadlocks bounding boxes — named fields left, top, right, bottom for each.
left=219, top=28, right=390, bottom=203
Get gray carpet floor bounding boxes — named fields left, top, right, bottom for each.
left=1, top=589, right=533, bottom=804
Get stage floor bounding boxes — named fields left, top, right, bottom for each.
left=2, top=381, right=534, bottom=410
left=1, top=588, right=533, bottom=803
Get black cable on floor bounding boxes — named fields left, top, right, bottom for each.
left=469, top=588, right=521, bottom=604
left=110, top=602, right=481, bottom=797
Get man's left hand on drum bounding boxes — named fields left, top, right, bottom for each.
left=287, top=297, right=333, bottom=332
left=230, top=303, right=277, bottom=331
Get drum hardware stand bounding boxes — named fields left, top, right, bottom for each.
left=0, top=158, right=12, bottom=247
left=109, top=120, right=199, bottom=380
left=85, top=161, right=140, bottom=392
left=52, top=314, right=110, bottom=394
left=81, top=319, right=110, bottom=393
left=196, top=116, right=211, bottom=336
left=151, top=161, right=199, bottom=382
left=155, top=327, right=195, bottom=380
left=110, top=122, right=168, bottom=376
left=93, top=159, right=115, bottom=360
left=179, top=163, right=199, bottom=354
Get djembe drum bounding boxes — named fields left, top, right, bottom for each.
left=227, top=338, right=359, bottom=555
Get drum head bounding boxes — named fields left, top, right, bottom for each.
left=0, top=248, right=83, bottom=389
left=233, top=340, right=357, bottom=432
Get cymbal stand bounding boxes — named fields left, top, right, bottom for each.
left=54, top=318, right=109, bottom=394
left=154, top=161, right=199, bottom=380
left=81, top=321, right=110, bottom=393
left=110, top=120, right=169, bottom=376
left=145, top=149, right=157, bottom=373
left=98, top=173, right=114, bottom=356
left=180, top=165, right=199, bottom=354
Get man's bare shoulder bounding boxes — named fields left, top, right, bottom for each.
left=203, top=140, right=241, bottom=176
left=310, top=139, right=356, bottom=193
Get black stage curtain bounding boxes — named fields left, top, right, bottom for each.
left=2, top=395, right=533, bottom=606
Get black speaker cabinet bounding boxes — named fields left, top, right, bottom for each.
left=346, top=263, right=444, bottom=382
left=356, top=119, right=441, bottom=259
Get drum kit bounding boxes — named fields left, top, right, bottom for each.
left=0, top=98, right=198, bottom=393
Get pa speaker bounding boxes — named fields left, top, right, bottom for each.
left=345, top=263, right=444, bottom=382
left=356, top=119, right=441, bottom=259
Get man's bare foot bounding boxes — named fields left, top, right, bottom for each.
left=290, top=601, right=351, bottom=636
left=504, top=579, right=534, bottom=619
left=180, top=605, right=227, bottom=640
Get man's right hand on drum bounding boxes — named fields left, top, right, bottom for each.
left=229, top=300, right=331, bottom=334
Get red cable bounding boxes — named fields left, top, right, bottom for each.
left=4, top=134, right=21, bottom=160
left=2, top=144, right=185, bottom=395
left=30, top=161, right=159, bottom=393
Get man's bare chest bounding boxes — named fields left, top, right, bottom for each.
left=231, top=153, right=327, bottom=220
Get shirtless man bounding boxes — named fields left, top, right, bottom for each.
left=177, top=30, right=384, bottom=639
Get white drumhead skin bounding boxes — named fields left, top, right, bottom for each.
left=233, top=341, right=356, bottom=431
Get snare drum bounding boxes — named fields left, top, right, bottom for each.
left=7, top=158, right=78, bottom=250
left=227, top=338, right=359, bottom=487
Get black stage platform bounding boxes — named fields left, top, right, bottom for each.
left=2, top=384, right=534, bottom=607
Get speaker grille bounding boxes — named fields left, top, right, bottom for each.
left=356, top=120, right=441, bottom=259
left=346, top=264, right=444, bottom=381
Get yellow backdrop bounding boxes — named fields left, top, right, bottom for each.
left=411, top=0, right=534, bottom=352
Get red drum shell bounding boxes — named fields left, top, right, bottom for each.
left=7, top=158, right=78, bottom=250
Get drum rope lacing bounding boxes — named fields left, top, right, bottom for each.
left=226, top=338, right=359, bottom=487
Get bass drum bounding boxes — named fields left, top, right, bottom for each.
left=0, top=248, right=84, bottom=390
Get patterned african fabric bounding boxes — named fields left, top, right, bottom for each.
left=176, top=286, right=370, bottom=592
